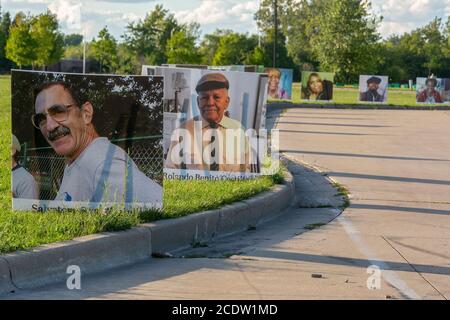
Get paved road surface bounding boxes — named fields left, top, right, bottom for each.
left=5, top=108, right=450, bottom=300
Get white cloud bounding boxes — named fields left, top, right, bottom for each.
left=175, top=0, right=259, bottom=33
left=2, top=0, right=449, bottom=40
left=371, top=0, right=450, bottom=37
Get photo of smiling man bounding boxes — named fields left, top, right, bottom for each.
left=11, top=70, right=164, bottom=211
left=165, top=72, right=251, bottom=173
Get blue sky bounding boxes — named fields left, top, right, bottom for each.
left=1, top=0, right=449, bottom=41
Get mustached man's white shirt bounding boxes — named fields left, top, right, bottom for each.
left=55, top=137, right=162, bottom=206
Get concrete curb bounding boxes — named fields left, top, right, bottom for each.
left=144, top=170, right=295, bottom=254
left=0, top=171, right=295, bottom=296
left=0, top=227, right=152, bottom=295
left=268, top=102, right=450, bottom=111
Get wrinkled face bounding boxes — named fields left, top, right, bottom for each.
left=35, top=85, right=87, bottom=158
left=309, top=75, right=323, bottom=94
left=198, top=88, right=230, bottom=124
left=368, top=82, right=379, bottom=91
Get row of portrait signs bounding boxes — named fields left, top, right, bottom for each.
left=308, top=73, right=450, bottom=104
left=265, top=68, right=450, bottom=104
left=11, top=67, right=278, bottom=211
left=11, top=67, right=449, bottom=211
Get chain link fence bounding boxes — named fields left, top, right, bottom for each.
left=19, top=136, right=163, bottom=200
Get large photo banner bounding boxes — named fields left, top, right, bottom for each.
left=359, top=75, right=389, bottom=103
left=266, top=68, right=293, bottom=100
left=416, top=77, right=447, bottom=104
left=142, top=66, right=270, bottom=180
left=11, top=70, right=164, bottom=211
left=301, top=72, right=334, bottom=101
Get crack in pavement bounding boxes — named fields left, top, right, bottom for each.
left=381, top=236, right=448, bottom=300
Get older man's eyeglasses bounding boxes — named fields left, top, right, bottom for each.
left=32, top=104, right=75, bottom=129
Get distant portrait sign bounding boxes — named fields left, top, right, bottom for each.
left=416, top=77, right=445, bottom=104
left=359, top=75, right=389, bottom=103
left=301, top=72, right=334, bottom=101
left=266, top=68, right=293, bottom=100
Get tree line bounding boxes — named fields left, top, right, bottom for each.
left=0, top=1, right=449, bottom=83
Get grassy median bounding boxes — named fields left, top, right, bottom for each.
left=0, top=75, right=282, bottom=254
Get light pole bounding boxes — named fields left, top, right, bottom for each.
left=83, top=34, right=86, bottom=74
left=273, top=0, right=278, bottom=68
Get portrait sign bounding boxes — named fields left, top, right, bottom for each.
left=301, top=72, right=335, bottom=101
left=11, top=70, right=164, bottom=211
left=359, top=75, right=389, bottom=103
left=265, top=68, right=293, bottom=100
left=416, top=77, right=446, bottom=104
left=142, top=66, right=274, bottom=180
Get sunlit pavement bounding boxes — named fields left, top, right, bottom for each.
left=6, top=108, right=450, bottom=300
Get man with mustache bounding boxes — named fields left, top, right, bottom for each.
left=165, top=73, right=252, bottom=172
left=33, top=82, right=162, bottom=205
left=360, top=76, right=385, bottom=103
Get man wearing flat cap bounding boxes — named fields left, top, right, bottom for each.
left=12, top=134, right=38, bottom=199
left=360, top=76, right=385, bottom=103
left=165, top=72, right=251, bottom=172
left=417, top=77, right=443, bottom=103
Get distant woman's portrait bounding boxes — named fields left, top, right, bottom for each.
left=267, top=68, right=288, bottom=100
left=302, top=72, right=334, bottom=101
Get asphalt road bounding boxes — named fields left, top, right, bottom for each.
left=6, top=108, right=450, bottom=300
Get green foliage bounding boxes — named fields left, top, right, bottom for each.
left=122, top=4, right=180, bottom=65
left=0, top=8, right=11, bottom=58
left=307, top=0, right=382, bottom=83
left=5, top=13, right=37, bottom=68
left=212, top=32, right=259, bottom=66
left=29, top=10, right=65, bottom=68
left=199, top=29, right=233, bottom=65
left=245, top=45, right=265, bottom=65
left=6, top=10, right=64, bottom=69
left=166, top=23, right=203, bottom=64
left=115, top=43, right=141, bottom=75
left=91, top=26, right=118, bottom=73
left=63, top=33, right=83, bottom=46
left=380, top=17, right=450, bottom=80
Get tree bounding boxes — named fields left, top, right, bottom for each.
left=212, top=32, right=259, bottom=65
left=6, top=13, right=37, bottom=68
left=91, top=26, right=118, bottom=73
left=0, top=8, right=12, bottom=58
left=245, top=45, right=265, bottom=65
left=377, top=17, right=450, bottom=81
left=116, top=43, right=140, bottom=74
left=255, top=0, right=297, bottom=73
left=199, top=29, right=233, bottom=65
left=166, top=23, right=203, bottom=64
left=64, top=33, right=83, bottom=46
left=122, top=5, right=180, bottom=65
left=308, top=0, right=382, bottom=83
left=30, top=11, right=64, bottom=69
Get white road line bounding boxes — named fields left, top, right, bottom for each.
left=337, top=215, right=421, bottom=299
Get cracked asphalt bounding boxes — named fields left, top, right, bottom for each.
left=5, top=108, right=450, bottom=300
